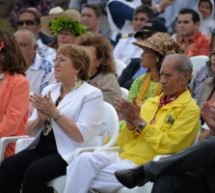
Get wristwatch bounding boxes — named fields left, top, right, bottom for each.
left=137, top=120, right=147, bottom=133
left=53, top=112, right=62, bottom=121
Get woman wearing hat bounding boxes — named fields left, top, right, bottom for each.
left=41, top=7, right=87, bottom=49
left=128, top=32, right=181, bottom=105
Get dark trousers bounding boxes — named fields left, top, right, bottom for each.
left=144, top=137, right=215, bottom=193
left=0, top=149, right=67, bottom=193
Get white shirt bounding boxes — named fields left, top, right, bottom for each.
left=26, top=54, right=56, bottom=94
left=37, top=39, right=56, bottom=62
left=113, top=35, right=142, bottom=66
left=28, top=82, right=104, bottom=163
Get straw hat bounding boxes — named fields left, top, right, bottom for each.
left=41, top=7, right=81, bottom=37
left=133, top=32, right=180, bottom=56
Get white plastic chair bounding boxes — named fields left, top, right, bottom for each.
left=190, top=55, right=209, bottom=77
left=120, top=87, right=129, bottom=99
left=115, top=59, right=127, bottom=77
left=47, top=102, right=120, bottom=193
left=0, top=135, right=32, bottom=162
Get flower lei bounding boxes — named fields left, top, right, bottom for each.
left=49, top=17, right=88, bottom=36
left=0, top=41, right=5, bottom=51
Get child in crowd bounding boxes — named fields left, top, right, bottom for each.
left=197, top=0, right=215, bottom=36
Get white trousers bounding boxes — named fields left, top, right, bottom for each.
left=64, top=151, right=137, bottom=193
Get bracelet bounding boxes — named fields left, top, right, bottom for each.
left=155, top=4, right=161, bottom=13
left=53, top=112, right=62, bottom=121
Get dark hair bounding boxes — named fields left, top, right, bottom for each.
left=178, top=8, right=200, bottom=23
left=77, top=34, right=116, bottom=74
left=209, top=28, right=215, bottom=52
left=18, top=8, right=41, bottom=25
left=57, top=44, right=90, bottom=81
left=83, top=4, right=103, bottom=17
left=134, top=5, right=154, bottom=19
left=0, top=31, right=27, bottom=75
left=198, top=0, right=212, bottom=11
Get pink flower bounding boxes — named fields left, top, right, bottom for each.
left=0, top=41, right=5, bottom=51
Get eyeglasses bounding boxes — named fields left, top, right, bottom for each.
left=17, top=20, right=39, bottom=26
left=53, top=58, right=67, bottom=64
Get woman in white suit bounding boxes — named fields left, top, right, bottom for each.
left=0, top=45, right=104, bottom=193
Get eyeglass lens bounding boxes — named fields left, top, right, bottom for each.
left=17, top=20, right=38, bottom=26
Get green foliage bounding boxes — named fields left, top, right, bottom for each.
left=49, top=17, right=88, bottom=36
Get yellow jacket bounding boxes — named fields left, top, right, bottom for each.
left=117, top=90, right=200, bottom=165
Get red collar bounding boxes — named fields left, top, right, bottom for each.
left=159, top=95, right=178, bottom=108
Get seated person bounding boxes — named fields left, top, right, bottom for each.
left=41, top=7, right=87, bottom=50
left=14, top=29, right=56, bottom=95
left=175, top=8, right=209, bottom=57
left=114, top=102, right=215, bottom=193
left=80, top=4, right=115, bottom=46
left=195, top=51, right=215, bottom=140
left=195, top=0, right=215, bottom=36
left=0, top=44, right=104, bottom=193
left=113, top=5, right=154, bottom=66
left=128, top=32, right=180, bottom=105
left=77, top=33, right=121, bottom=106
left=189, top=48, right=214, bottom=99
left=61, top=54, right=199, bottom=193
left=0, top=31, right=30, bottom=158
left=118, top=19, right=167, bottom=90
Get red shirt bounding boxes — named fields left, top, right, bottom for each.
left=178, top=31, right=209, bottom=57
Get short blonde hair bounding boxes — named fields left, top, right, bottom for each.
left=57, top=44, right=90, bottom=81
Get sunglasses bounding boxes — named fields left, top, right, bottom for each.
left=17, top=20, right=39, bottom=26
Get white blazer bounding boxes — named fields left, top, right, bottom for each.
left=27, top=82, right=104, bottom=163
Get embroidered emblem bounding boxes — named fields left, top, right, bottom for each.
left=165, top=114, right=174, bottom=125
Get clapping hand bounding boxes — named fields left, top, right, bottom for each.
left=201, top=102, right=215, bottom=133
left=115, top=97, right=143, bottom=130
left=31, top=92, right=57, bottom=120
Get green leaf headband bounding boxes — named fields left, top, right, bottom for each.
left=49, top=17, right=88, bottom=36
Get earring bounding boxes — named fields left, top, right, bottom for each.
left=156, top=58, right=159, bottom=63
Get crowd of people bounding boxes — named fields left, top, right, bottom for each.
left=0, top=0, right=215, bottom=193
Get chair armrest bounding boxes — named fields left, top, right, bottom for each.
left=72, top=146, right=122, bottom=160
left=0, top=135, right=29, bottom=162
left=153, top=154, right=171, bottom=161
left=94, top=146, right=121, bottom=152
left=72, top=147, right=98, bottom=160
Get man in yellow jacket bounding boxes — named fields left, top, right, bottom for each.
left=63, top=53, right=200, bottom=193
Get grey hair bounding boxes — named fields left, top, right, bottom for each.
left=14, top=29, right=37, bottom=46
left=164, top=54, right=193, bottom=73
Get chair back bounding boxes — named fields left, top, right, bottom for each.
left=120, top=87, right=129, bottom=99
left=115, top=59, right=126, bottom=77
left=15, top=137, right=35, bottom=153
left=190, top=55, right=209, bottom=77
left=103, top=102, right=120, bottom=147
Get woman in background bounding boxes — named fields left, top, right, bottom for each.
left=41, top=7, right=87, bottom=49
left=128, top=32, right=180, bottom=105
left=0, top=30, right=29, bottom=158
left=78, top=33, right=121, bottom=105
